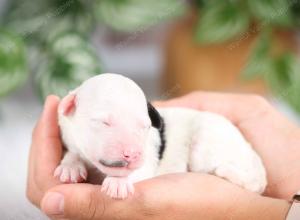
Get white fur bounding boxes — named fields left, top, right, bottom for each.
left=145, top=108, right=266, bottom=193
left=54, top=152, right=87, bottom=183
left=57, top=73, right=267, bottom=199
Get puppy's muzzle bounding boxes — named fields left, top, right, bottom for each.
left=99, top=159, right=129, bottom=168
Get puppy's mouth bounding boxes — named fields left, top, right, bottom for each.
left=99, top=159, right=129, bottom=168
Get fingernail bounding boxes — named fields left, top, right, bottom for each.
left=42, top=192, right=64, bottom=215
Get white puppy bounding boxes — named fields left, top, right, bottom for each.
left=55, top=73, right=267, bottom=199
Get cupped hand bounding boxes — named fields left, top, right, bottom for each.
left=27, top=95, right=63, bottom=207
left=27, top=93, right=293, bottom=220
left=39, top=173, right=289, bottom=220
left=155, top=92, right=300, bottom=199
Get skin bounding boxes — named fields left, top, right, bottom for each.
left=26, top=92, right=300, bottom=219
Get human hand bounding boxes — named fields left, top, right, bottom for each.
left=26, top=95, right=63, bottom=207
left=27, top=95, right=291, bottom=220
left=40, top=173, right=291, bottom=220
left=155, top=92, right=300, bottom=200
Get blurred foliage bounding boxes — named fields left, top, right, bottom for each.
left=266, top=53, right=300, bottom=112
left=95, top=0, right=185, bottom=32
left=292, top=0, right=300, bottom=25
left=1, top=0, right=100, bottom=99
left=195, top=1, right=250, bottom=44
left=0, top=0, right=300, bottom=114
left=241, top=30, right=272, bottom=79
left=195, top=0, right=300, bottom=113
left=0, top=0, right=182, bottom=100
left=247, top=0, right=293, bottom=27
left=194, top=0, right=300, bottom=44
left=0, top=29, right=27, bottom=96
left=35, top=32, right=102, bottom=99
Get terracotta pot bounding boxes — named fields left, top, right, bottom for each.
left=162, top=12, right=296, bottom=97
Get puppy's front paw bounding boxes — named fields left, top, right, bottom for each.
left=54, top=162, right=87, bottom=183
left=101, top=177, right=134, bottom=199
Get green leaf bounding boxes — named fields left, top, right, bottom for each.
left=266, top=53, right=300, bottom=113
left=0, top=29, right=28, bottom=97
left=35, top=32, right=102, bottom=100
left=291, top=0, right=300, bottom=26
left=280, top=55, right=300, bottom=113
left=290, top=75, right=300, bottom=113
left=247, top=0, right=293, bottom=27
left=286, top=80, right=300, bottom=113
left=195, top=1, right=250, bottom=44
left=95, top=0, right=186, bottom=32
left=266, top=53, right=294, bottom=91
left=3, top=0, right=52, bottom=39
left=194, top=0, right=210, bottom=8
left=4, top=0, right=93, bottom=44
left=241, top=30, right=272, bottom=79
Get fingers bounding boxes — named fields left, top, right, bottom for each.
left=41, top=184, right=135, bottom=220
left=41, top=184, right=101, bottom=220
left=35, top=95, right=63, bottom=180
left=27, top=95, right=63, bottom=204
left=40, top=174, right=264, bottom=220
left=154, top=91, right=271, bottom=124
left=34, top=95, right=61, bottom=139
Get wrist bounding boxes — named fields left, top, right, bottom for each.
left=282, top=128, right=300, bottom=199
left=266, top=128, right=300, bottom=200
left=259, top=197, right=291, bottom=220
left=245, top=195, right=290, bottom=220
left=227, top=190, right=290, bottom=220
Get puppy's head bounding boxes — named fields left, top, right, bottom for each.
left=59, top=73, right=161, bottom=177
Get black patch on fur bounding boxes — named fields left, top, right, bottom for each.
left=293, top=194, right=300, bottom=201
left=147, top=102, right=166, bottom=160
left=147, top=102, right=162, bottom=129
left=158, top=117, right=166, bottom=160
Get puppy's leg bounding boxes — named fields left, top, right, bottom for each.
left=215, top=164, right=265, bottom=193
left=54, top=151, right=87, bottom=183
left=100, top=165, right=154, bottom=200
left=189, top=139, right=265, bottom=194
left=101, top=176, right=134, bottom=200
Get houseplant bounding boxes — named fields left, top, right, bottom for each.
left=164, top=0, right=300, bottom=113
left=0, top=0, right=182, bottom=99
left=0, top=0, right=299, bottom=114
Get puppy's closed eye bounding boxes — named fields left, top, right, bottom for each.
left=102, top=120, right=111, bottom=127
left=89, top=112, right=113, bottom=127
left=90, top=118, right=112, bottom=127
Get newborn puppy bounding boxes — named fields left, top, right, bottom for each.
left=55, top=73, right=267, bottom=199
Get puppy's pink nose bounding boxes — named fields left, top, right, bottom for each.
left=123, top=150, right=141, bottom=162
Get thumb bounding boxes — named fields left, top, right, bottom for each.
left=41, top=184, right=106, bottom=220
left=41, top=184, right=137, bottom=220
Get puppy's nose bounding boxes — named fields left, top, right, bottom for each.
left=123, top=150, right=141, bottom=162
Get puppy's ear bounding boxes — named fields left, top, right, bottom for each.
left=147, top=102, right=162, bottom=129
left=58, top=90, right=77, bottom=116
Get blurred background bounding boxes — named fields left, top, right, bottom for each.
left=0, top=0, right=300, bottom=218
